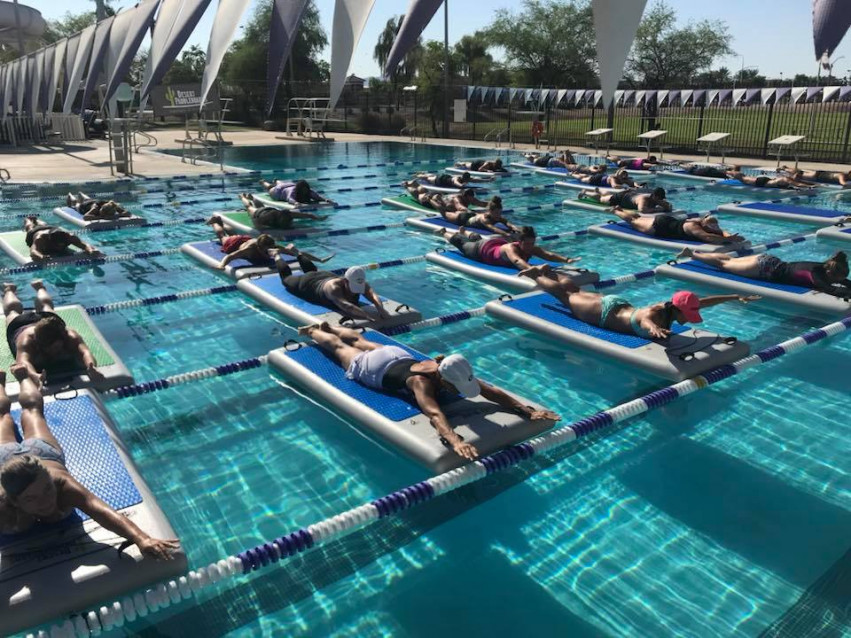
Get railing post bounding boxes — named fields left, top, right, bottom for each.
left=507, top=96, right=512, bottom=143
left=841, top=101, right=851, bottom=163
left=697, top=102, right=705, bottom=139
left=761, top=99, right=776, bottom=159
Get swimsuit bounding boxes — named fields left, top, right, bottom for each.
left=454, top=211, right=477, bottom=226
left=221, top=235, right=252, bottom=254
left=689, top=166, right=727, bottom=178
left=346, top=346, right=416, bottom=390
left=251, top=206, right=293, bottom=230
left=434, top=174, right=454, bottom=188
left=282, top=271, right=338, bottom=306
left=6, top=311, right=65, bottom=356
left=469, top=160, right=484, bottom=171
left=608, top=191, right=639, bottom=209
left=753, top=176, right=771, bottom=188
left=651, top=215, right=687, bottom=239
left=25, top=226, right=68, bottom=249
left=479, top=238, right=510, bottom=265
left=627, top=159, right=645, bottom=170
left=585, top=172, right=606, bottom=186
left=270, top=182, right=296, bottom=201
left=597, top=295, right=655, bottom=338
left=0, top=438, right=65, bottom=468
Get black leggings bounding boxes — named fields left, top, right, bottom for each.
left=276, top=254, right=318, bottom=282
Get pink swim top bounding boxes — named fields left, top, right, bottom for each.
left=788, top=269, right=815, bottom=287
left=480, top=238, right=509, bottom=265
left=628, top=159, right=644, bottom=170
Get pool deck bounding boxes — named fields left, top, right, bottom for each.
left=1, top=128, right=849, bottom=183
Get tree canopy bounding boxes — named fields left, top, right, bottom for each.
left=485, top=0, right=597, bottom=87
left=626, top=1, right=733, bottom=87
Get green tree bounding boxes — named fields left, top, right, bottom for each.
left=374, top=16, right=421, bottom=87
left=162, top=45, right=207, bottom=85
left=414, top=40, right=459, bottom=136
left=485, top=0, right=597, bottom=86
left=43, top=5, right=115, bottom=43
left=454, top=32, right=493, bottom=85
left=221, top=0, right=328, bottom=86
left=626, top=0, right=733, bottom=87
left=691, top=66, right=731, bottom=88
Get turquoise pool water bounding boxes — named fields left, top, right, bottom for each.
left=6, top=143, right=849, bottom=637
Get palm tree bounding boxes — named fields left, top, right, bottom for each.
left=91, top=0, right=108, bottom=20
left=454, top=32, right=492, bottom=84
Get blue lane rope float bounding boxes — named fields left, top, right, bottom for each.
left=85, top=285, right=238, bottom=315
left=34, top=313, right=851, bottom=637
left=0, top=248, right=187, bottom=276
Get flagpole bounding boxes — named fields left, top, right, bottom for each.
left=443, top=0, right=449, bottom=138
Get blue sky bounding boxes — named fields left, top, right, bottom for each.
left=26, top=0, right=851, bottom=81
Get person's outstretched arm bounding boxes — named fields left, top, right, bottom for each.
left=478, top=381, right=560, bottom=421
left=67, top=235, right=100, bottom=255
left=410, top=377, right=479, bottom=461
left=363, top=284, right=389, bottom=319
left=65, top=477, right=180, bottom=560
left=68, top=329, right=104, bottom=382
left=530, top=245, right=581, bottom=264
left=698, top=293, right=761, bottom=308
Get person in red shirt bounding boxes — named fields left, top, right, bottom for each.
left=531, top=116, right=544, bottom=149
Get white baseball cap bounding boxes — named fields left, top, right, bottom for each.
left=438, top=354, right=480, bottom=398
left=344, top=266, right=367, bottom=294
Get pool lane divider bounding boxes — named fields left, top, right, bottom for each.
left=37, top=312, right=851, bottom=637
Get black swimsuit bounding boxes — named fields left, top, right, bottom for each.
left=608, top=191, right=639, bottom=208
left=651, top=215, right=687, bottom=239
left=381, top=359, right=430, bottom=392
left=252, top=206, right=293, bottom=229
left=6, top=311, right=65, bottom=355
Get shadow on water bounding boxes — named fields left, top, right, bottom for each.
left=619, top=438, right=851, bottom=589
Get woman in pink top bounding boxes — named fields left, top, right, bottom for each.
left=445, top=226, right=583, bottom=288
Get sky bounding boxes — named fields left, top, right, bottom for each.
left=23, top=0, right=851, bottom=82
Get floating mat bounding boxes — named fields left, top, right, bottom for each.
left=0, top=391, right=186, bottom=636
left=445, top=167, right=500, bottom=180
left=0, top=230, right=86, bottom=266
left=267, top=330, right=555, bottom=473
left=426, top=249, right=600, bottom=292
left=0, top=304, right=133, bottom=399
left=663, top=170, right=725, bottom=182
left=53, top=206, right=145, bottom=229
left=404, top=216, right=508, bottom=236
left=251, top=193, right=335, bottom=210
left=707, top=179, right=805, bottom=193
left=180, top=240, right=298, bottom=280
left=485, top=292, right=749, bottom=380
left=382, top=194, right=485, bottom=216
left=717, top=201, right=848, bottom=225
left=555, top=179, right=625, bottom=194
left=509, top=161, right=569, bottom=177
left=413, top=181, right=488, bottom=195
left=589, top=221, right=749, bottom=253
left=655, top=260, right=851, bottom=313
left=237, top=273, right=422, bottom=329
left=562, top=197, right=685, bottom=216
left=815, top=224, right=851, bottom=243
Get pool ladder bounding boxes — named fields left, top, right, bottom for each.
left=484, top=127, right=514, bottom=149
left=400, top=126, right=424, bottom=142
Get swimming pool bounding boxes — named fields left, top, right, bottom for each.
left=6, top=142, right=849, bottom=636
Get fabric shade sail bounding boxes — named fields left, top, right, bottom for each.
left=592, top=0, right=647, bottom=109
left=384, top=0, right=443, bottom=75
left=104, top=0, right=161, bottom=104
left=328, top=0, right=375, bottom=110
left=813, top=0, right=851, bottom=62
left=81, top=16, right=116, bottom=114
left=63, top=24, right=97, bottom=114
left=141, top=0, right=213, bottom=101
left=200, top=0, right=252, bottom=111
left=265, top=0, right=310, bottom=115
left=48, top=38, right=67, bottom=112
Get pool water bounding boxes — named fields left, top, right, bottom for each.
left=6, top=143, right=849, bottom=637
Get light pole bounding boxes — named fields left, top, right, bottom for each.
left=442, top=0, right=449, bottom=138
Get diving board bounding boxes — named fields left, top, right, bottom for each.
left=585, top=128, right=613, bottom=155
left=53, top=206, right=145, bottom=230
left=0, top=390, right=186, bottom=636
left=485, top=292, right=749, bottom=380
left=236, top=273, right=422, bottom=329
left=768, top=134, right=806, bottom=169
left=655, top=259, right=851, bottom=313
left=696, top=132, right=731, bottom=163
left=638, top=129, right=669, bottom=159
left=589, top=221, right=750, bottom=253
left=425, top=249, right=599, bottom=292
left=267, top=330, right=556, bottom=473
left=717, top=201, right=849, bottom=225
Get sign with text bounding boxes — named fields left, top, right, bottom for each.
left=150, top=83, right=220, bottom=117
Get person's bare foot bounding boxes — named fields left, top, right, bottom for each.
left=10, top=363, right=29, bottom=383
left=66, top=193, right=74, bottom=207
left=30, top=279, right=44, bottom=291
left=3, top=282, right=17, bottom=293
left=434, top=227, right=448, bottom=237
left=317, top=321, right=332, bottom=333
left=676, top=247, right=694, bottom=260
left=205, top=215, right=223, bottom=226
left=518, top=265, right=547, bottom=279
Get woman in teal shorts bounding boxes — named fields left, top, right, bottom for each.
left=518, top=265, right=759, bottom=339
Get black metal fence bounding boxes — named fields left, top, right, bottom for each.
left=226, top=81, right=851, bottom=164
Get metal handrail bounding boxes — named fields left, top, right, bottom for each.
left=484, top=126, right=510, bottom=147
left=132, top=129, right=158, bottom=153
left=401, top=126, right=424, bottom=142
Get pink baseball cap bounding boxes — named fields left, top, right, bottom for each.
left=671, top=291, right=703, bottom=323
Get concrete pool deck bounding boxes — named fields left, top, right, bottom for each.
left=1, top=128, right=849, bottom=183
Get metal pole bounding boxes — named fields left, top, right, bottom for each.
left=11, top=0, right=25, bottom=55
left=442, top=0, right=449, bottom=138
